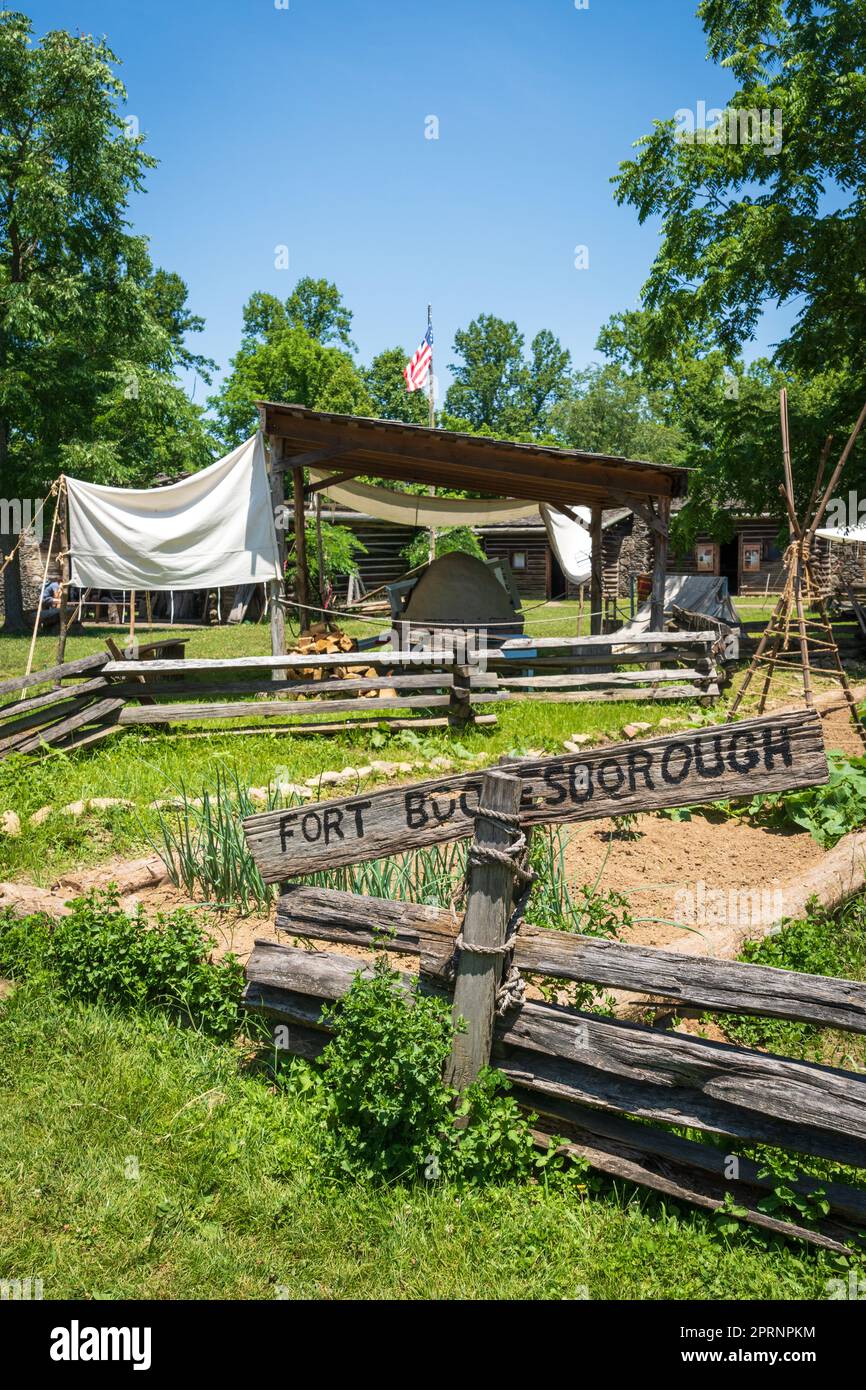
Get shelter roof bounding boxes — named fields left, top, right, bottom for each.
left=258, top=402, right=689, bottom=512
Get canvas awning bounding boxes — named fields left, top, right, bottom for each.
left=307, top=471, right=538, bottom=527
left=67, top=433, right=281, bottom=592
left=308, top=470, right=593, bottom=586
left=815, top=525, right=866, bottom=545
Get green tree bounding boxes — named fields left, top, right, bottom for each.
left=281, top=276, right=355, bottom=349
left=445, top=314, right=528, bottom=435
left=522, top=329, right=573, bottom=435
left=550, top=361, right=685, bottom=464
left=595, top=310, right=849, bottom=548
left=364, top=346, right=430, bottom=424
left=212, top=322, right=371, bottom=448
left=401, top=524, right=485, bottom=572
left=445, top=315, right=572, bottom=438
left=0, top=12, right=211, bottom=629
left=238, top=279, right=355, bottom=351
left=612, top=0, right=866, bottom=501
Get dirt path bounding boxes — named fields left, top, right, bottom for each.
left=561, top=681, right=866, bottom=950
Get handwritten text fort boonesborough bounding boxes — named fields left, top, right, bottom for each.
left=275, top=724, right=793, bottom=853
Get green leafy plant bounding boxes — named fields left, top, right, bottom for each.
left=754, top=1153, right=830, bottom=1227
left=0, top=889, right=243, bottom=1040
left=721, top=896, right=866, bottom=1063
left=310, top=954, right=552, bottom=1186
left=679, top=755, right=866, bottom=848
left=609, top=811, right=640, bottom=840
left=315, top=955, right=455, bottom=1181
left=401, top=525, right=485, bottom=572
left=291, top=519, right=367, bottom=588
left=745, top=755, right=866, bottom=847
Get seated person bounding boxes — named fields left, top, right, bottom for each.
left=39, top=579, right=62, bottom=628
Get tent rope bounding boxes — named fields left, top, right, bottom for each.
left=23, top=479, right=63, bottom=677
left=0, top=479, right=61, bottom=581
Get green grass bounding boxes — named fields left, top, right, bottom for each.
left=0, top=980, right=843, bottom=1300
left=0, top=612, right=710, bottom=883
left=0, top=602, right=594, bottom=678
left=2, top=601, right=863, bottom=886
left=0, top=686, right=694, bottom=885
left=717, top=895, right=866, bottom=1071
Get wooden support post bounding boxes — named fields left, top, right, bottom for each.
left=793, top=546, right=814, bottom=708
left=314, top=491, right=326, bottom=615
left=444, top=769, right=522, bottom=1092
left=448, top=664, right=473, bottom=729
left=268, top=437, right=287, bottom=666
left=589, top=507, right=603, bottom=636
left=650, top=497, right=670, bottom=633
left=56, top=480, right=69, bottom=666
left=292, top=457, right=309, bottom=633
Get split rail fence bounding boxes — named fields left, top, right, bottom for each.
left=240, top=712, right=866, bottom=1253
left=0, top=629, right=725, bottom=759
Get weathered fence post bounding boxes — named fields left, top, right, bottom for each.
left=447, top=663, right=473, bottom=729
left=444, top=768, right=523, bottom=1091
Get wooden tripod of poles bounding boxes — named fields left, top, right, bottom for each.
left=727, top=391, right=866, bottom=749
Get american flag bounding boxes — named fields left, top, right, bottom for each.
left=404, top=323, right=433, bottom=393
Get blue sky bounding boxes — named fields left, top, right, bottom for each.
left=29, top=0, right=779, bottom=402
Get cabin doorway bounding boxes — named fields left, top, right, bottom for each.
left=719, top=538, right=740, bottom=595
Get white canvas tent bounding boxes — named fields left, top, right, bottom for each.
left=815, top=524, right=866, bottom=546
left=615, top=574, right=742, bottom=637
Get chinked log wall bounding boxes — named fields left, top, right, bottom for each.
left=0, top=629, right=725, bottom=758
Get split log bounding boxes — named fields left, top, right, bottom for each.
left=274, top=884, right=866, bottom=1035
left=0, top=651, right=108, bottom=699
left=102, top=651, right=478, bottom=675
left=243, top=939, right=866, bottom=1178
left=491, top=684, right=720, bottom=704
left=118, top=693, right=454, bottom=725
left=494, top=1003, right=866, bottom=1169
left=109, top=672, right=496, bottom=702
left=527, top=1111, right=861, bottom=1254
left=496, top=668, right=714, bottom=688
left=499, top=631, right=716, bottom=651
left=0, top=675, right=110, bottom=721
left=10, top=697, right=125, bottom=755
left=0, top=692, right=110, bottom=751
left=165, top=713, right=498, bottom=739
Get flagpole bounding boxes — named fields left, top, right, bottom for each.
left=427, top=303, right=435, bottom=430
left=427, top=303, right=436, bottom=564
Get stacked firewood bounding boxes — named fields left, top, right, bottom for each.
left=292, top=623, right=357, bottom=659
left=289, top=625, right=396, bottom=696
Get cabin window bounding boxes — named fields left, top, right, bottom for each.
left=695, top=542, right=717, bottom=572
left=742, top=541, right=762, bottom=572
left=510, top=550, right=527, bottom=571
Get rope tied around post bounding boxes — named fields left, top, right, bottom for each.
left=449, top=807, right=535, bottom=1015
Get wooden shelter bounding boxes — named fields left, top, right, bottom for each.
left=257, top=402, right=689, bottom=651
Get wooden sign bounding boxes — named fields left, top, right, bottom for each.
left=243, top=710, right=827, bottom=881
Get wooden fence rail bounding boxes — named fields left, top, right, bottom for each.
left=0, top=627, right=728, bottom=756
left=274, top=883, right=866, bottom=1034
left=238, top=711, right=866, bottom=1253
left=242, top=935, right=866, bottom=1251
